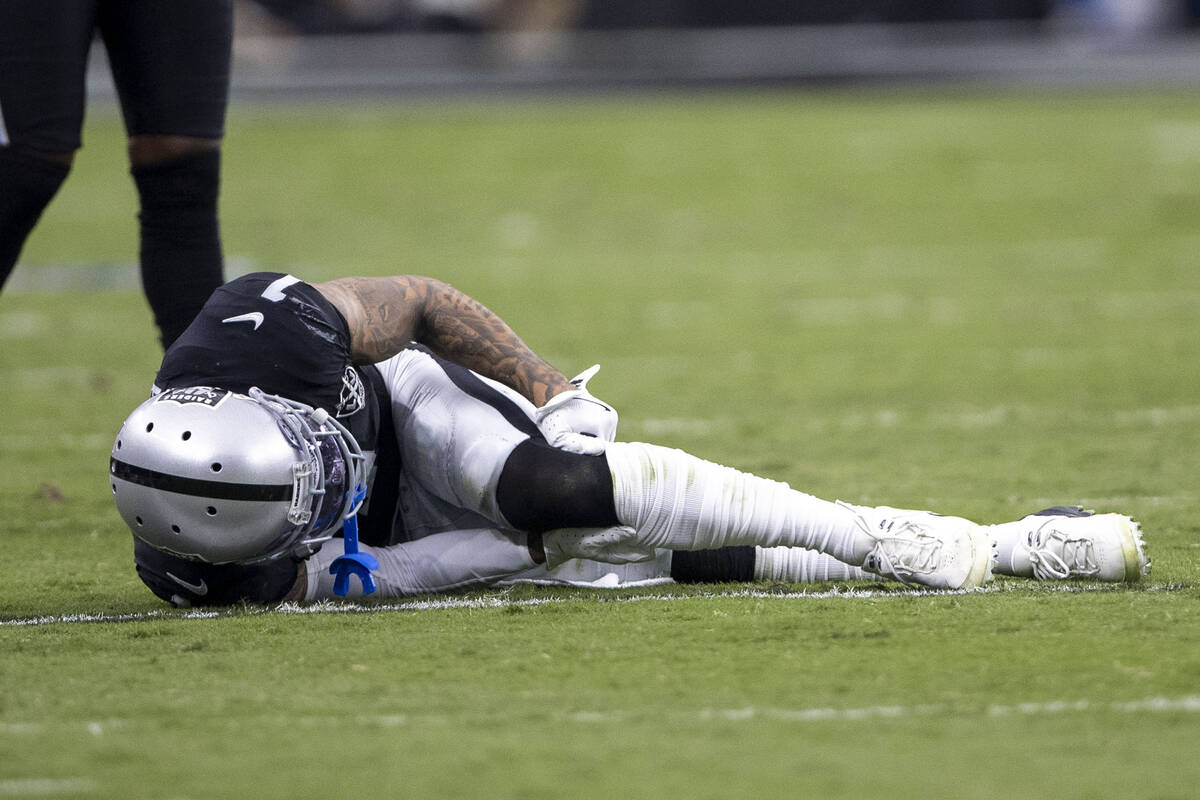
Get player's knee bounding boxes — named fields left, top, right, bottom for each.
left=130, top=140, right=221, bottom=208
left=127, top=135, right=220, bottom=168
left=496, top=439, right=619, bottom=531
left=1, top=143, right=76, bottom=169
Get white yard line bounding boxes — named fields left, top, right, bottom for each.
left=3, top=696, right=1199, bottom=738
left=0, top=582, right=1186, bottom=629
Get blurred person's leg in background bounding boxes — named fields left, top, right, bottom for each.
left=0, top=0, right=232, bottom=351
left=101, top=0, right=233, bottom=348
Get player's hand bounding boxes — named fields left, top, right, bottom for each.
left=534, top=365, right=618, bottom=455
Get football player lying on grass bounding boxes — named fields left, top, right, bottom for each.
left=109, top=273, right=1150, bottom=607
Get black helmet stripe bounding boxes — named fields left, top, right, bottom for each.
left=110, top=458, right=293, bottom=502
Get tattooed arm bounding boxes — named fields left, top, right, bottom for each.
left=314, top=276, right=573, bottom=406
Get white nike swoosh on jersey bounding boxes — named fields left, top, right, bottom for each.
left=166, top=572, right=209, bottom=596
left=221, top=312, right=265, bottom=330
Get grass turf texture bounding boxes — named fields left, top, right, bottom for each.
left=3, top=88, right=1200, bottom=798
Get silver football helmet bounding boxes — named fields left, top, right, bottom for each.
left=110, top=386, right=367, bottom=564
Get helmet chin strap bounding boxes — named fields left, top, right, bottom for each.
left=329, top=482, right=377, bottom=596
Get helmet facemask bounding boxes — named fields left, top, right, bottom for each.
left=247, top=387, right=367, bottom=561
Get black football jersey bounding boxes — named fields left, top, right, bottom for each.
left=156, top=272, right=366, bottom=434
left=154, top=272, right=400, bottom=546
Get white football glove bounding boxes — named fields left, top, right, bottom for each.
left=541, top=525, right=652, bottom=569
left=534, top=364, right=618, bottom=455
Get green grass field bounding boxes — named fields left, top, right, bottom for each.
left=2, top=87, right=1199, bottom=799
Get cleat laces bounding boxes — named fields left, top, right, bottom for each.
left=860, top=519, right=944, bottom=585
left=1026, top=521, right=1099, bottom=580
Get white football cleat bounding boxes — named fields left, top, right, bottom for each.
left=1002, top=506, right=1150, bottom=582
left=840, top=503, right=995, bottom=590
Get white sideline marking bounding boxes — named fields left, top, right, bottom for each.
left=0, top=311, right=46, bottom=339
left=1112, top=405, right=1200, bottom=426
left=0, top=583, right=1186, bottom=629
left=1152, top=122, right=1200, bottom=163
left=2, top=432, right=111, bottom=452
left=644, top=300, right=714, bottom=329
left=12, top=366, right=95, bottom=389
left=636, top=418, right=719, bottom=437
left=3, top=697, right=1199, bottom=738
left=0, top=779, right=94, bottom=796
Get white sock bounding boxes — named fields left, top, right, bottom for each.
left=754, top=547, right=873, bottom=582
left=605, top=441, right=872, bottom=565
left=984, top=518, right=1034, bottom=577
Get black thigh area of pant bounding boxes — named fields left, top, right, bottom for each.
left=496, top=439, right=619, bottom=532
